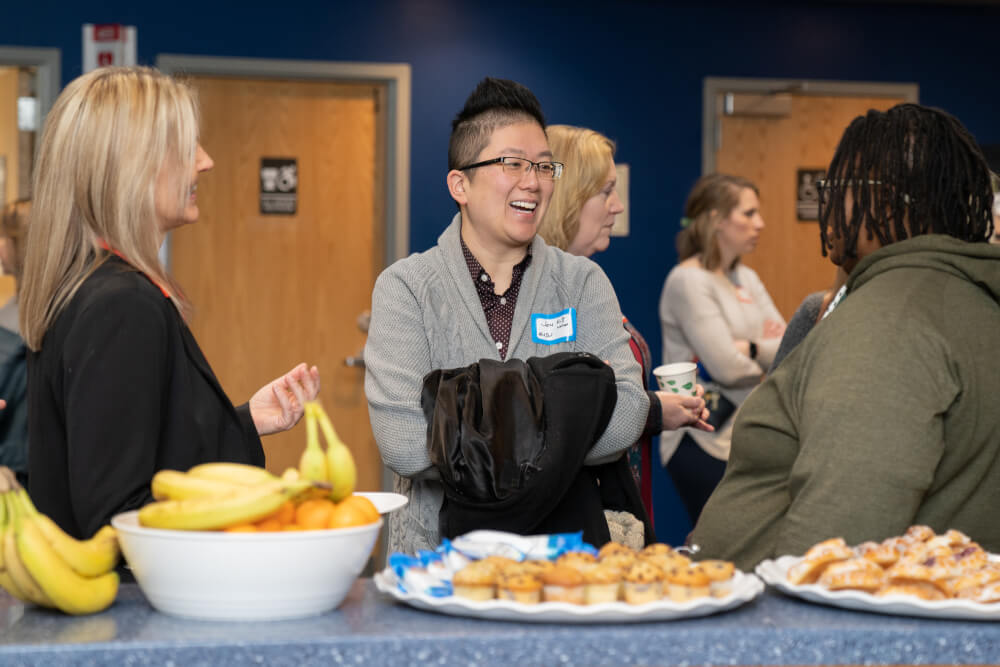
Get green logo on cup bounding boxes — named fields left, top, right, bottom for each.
left=683, top=383, right=693, bottom=390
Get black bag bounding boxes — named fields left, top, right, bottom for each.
left=702, top=387, right=737, bottom=431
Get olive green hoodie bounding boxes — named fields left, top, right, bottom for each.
left=691, top=235, right=1000, bottom=570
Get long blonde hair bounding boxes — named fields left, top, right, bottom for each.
left=676, top=173, right=759, bottom=272
left=538, top=125, right=615, bottom=251
left=19, top=66, right=198, bottom=350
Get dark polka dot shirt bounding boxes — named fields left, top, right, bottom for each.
left=460, top=238, right=532, bottom=360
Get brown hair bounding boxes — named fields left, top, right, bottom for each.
left=538, top=125, right=615, bottom=251
left=676, top=173, right=759, bottom=271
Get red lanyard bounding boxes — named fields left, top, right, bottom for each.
left=96, top=239, right=172, bottom=299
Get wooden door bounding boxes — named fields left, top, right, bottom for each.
left=715, top=94, right=905, bottom=320
left=171, top=76, right=385, bottom=492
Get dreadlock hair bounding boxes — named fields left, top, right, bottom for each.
left=447, top=77, right=546, bottom=173
left=819, top=103, right=994, bottom=262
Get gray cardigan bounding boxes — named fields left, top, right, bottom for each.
left=364, top=214, right=648, bottom=556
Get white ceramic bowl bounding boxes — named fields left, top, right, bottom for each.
left=112, top=492, right=407, bottom=621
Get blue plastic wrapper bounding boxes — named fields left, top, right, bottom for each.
left=387, top=553, right=452, bottom=597
left=387, top=531, right=593, bottom=598
left=449, top=530, right=588, bottom=561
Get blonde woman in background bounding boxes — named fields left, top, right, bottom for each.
left=538, top=124, right=710, bottom=526
left=19, top=66, right=320, bottom=541
left=658, top=173, right=785, bottom=525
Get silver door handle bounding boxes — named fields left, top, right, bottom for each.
left=345, top=354, right=365, bottom=369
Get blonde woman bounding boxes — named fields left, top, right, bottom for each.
left=658, top=173, right=785, bottom=525
left=20, top=67, right=319, bottom=541
left=539, top=124, right=710, bottom=526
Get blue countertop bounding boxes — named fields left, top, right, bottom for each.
left=3, top=581, right=1000, bottom=666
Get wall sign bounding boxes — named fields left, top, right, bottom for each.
left=82, top=24, right=137, bottom=73
left=260, top=158, right=298, bottom=215
left=796, top=168, right=825, bottom=222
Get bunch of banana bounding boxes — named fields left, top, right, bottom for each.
left=0, top=466, right=120, bottom=615
left=140, top=462, right=315, bottom=530
left=300, top=400, right=357, bottom=502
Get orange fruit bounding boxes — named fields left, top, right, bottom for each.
left=328, top=498, right=376, bottom=529
left=273, top=500, right=296, bottom=525
left=295, top=498, right=336, bottom=530
left=255, top=517, right=283, bottom=532
left=339, top=495, right=380, bottom=524
left=223, top=523, right=257, bottom=533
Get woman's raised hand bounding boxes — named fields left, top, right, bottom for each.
left=249, top=363, right=321, bottom=435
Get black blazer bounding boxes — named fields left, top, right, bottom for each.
left=27, top=256, right=264, bottom=539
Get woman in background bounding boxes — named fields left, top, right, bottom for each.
left=19, top=66, right=319, bottom=540
left=538, top=124, right=710, bottom=522
left=658, top=173, right=784, bottom=524
left=0, top=199, right=30, bottom=485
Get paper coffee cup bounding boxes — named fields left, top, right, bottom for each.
left=653, top=362, right=697, bottom=396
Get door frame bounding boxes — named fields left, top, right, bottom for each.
left=702, top=77, right=919, bottom=174
left=156, top=54, right=411, bottom=268
left=0, top=46, right=61, bottom=128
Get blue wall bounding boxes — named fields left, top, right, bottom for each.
left=4, top=0, right=997, bottom=545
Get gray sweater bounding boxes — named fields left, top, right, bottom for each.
left=365, top=215, right=648, bottom=556
left=658, top=263, right=784, bottom=461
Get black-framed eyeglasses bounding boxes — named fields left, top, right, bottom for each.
left=458, top=156, right=565, bottom=181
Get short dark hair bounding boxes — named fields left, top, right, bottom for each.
left=448, top=77, right=546, bottom=172
left=819, top=103, right=994, bottom=261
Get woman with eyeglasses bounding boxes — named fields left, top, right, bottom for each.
left=364, top=79, right=651, bottom=556
left=537, top=125, right=712, bottom=532
left=658, top=173, right=785, bottom=526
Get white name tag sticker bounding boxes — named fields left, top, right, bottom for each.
left=531, top=308, right=577, bottom=345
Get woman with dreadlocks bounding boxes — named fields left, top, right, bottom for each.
left=689, top=103, right=1000, bottom=571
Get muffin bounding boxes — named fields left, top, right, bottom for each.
left=664, top=564, right=711, bottom=602
left=598, top=542, right=635, bottom=561
left=513, top=559, right=556, bottom=578
left=479, top=555, right=521, bottom=571
left=497, top=571, right=543, bottom=604
left=639, top=543, right=675, bottom=559
left=623, top=560, right=664, bottom=605
left=583, top=564, right=624, bottom=604
left=452, top=561, right=498, bottom=601
left=556, top=551, right=599, bottom=574
left=599, top=550, right=637, bottom=573
left=696, top=560, right=736, bottom=597
left=541, top=566, right=585, bottom=605
left=640, top=549, right=690, bottom=574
